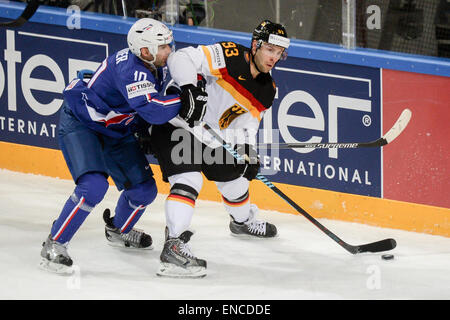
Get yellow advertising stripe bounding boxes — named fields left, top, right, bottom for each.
left=0, top=142, right=72, bottom=180
left=201, top=46, right=262, bottom=120
left=1, top=141, right=448, bottom=237
left=247, top=180, right=450, bottom=237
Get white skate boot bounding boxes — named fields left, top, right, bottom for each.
left=157, top=228, right=207, bottom=278
left=229, top=204, right=277, bottom=238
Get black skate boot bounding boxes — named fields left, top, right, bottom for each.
left=157, top=228, right=207, bottom=278
left=229, top=204, right=277, bottom=238
left=103, top=209, right=153, bottom=249
left=39, top=234, right=73, bottom=274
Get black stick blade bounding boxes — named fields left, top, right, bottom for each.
left=0, top=0, right=40, bottom=28
left=355, top=238, right=397, bottom=253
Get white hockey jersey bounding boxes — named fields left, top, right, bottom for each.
left=167, top=41, right=276, bottom=147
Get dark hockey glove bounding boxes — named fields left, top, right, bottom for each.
left=134, top=127, right=154, bottom=155
left=179, top=84, right=208, bottom=127
left=235, top=143, right=260, bottom=181
left=165, top=81, right=182, bottom=95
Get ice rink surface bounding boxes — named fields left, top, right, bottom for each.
left=0, top=169, right=449, bottom=300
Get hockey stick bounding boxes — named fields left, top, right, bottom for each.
left=202, top=122, right=396, bottom=255
left=0, top=0, right=40, bottom=28
left=257, top=108, right=412, bottom=149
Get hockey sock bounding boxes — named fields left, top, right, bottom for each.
left=165, top=183, right=199, bottom=238
left=222, top=190, right=250, bottom=223
left=113, top=178, right=157, bottom=234
left=216, top=177, right=251, bottom=223
left=51, top=173, right=108, bottom=243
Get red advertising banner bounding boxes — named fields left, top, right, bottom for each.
left=382, top=69, right=450, bottom=208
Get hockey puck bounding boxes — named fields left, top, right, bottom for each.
left=381, top=254, right=394, bottom=260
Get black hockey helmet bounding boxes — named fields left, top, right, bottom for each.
left=252, top=20, right=290, bottom=52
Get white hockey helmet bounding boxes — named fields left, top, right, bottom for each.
left=127, top=18, right=174, bottom=64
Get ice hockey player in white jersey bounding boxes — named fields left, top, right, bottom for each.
left=147, top=20, right=290, bottom=278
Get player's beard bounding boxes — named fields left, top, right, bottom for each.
left=154, top=54, right=170, bottom=69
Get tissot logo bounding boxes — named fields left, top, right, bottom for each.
left=127, top=82, right=153, bottom=92
left=126, top=81, right=155, bottom=98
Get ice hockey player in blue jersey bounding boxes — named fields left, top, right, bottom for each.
left=39, top=18, right=208, bottom=274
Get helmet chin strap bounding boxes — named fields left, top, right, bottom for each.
left=250, top=52, right=263, bottom=74
left=250, top=45, right=264, bottom=74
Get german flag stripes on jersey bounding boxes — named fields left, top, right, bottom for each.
left=168, top=42, right=276, bottom=138
left=201, top=42, right=276, bottom=121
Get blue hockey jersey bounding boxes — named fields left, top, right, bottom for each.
left=63, top=48, right=181, bottom=138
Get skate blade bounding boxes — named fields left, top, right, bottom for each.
left=39, top=258, right=74, bottom=275
left=106, top=241, right=154, bottom=250
left=230, top=232, right=278, bottom=239
left=156, top=262, right=207, bottom=279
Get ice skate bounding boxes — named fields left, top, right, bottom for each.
left=103, top=209, right=153, bottom=249
left=39, top=234, right=73, bottom=274
left=157, top=229, right=207, bottom=278
left=229, top=204, right=277, bottom=238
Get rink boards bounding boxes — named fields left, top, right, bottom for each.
left=0, top=3, right=449, bottom=236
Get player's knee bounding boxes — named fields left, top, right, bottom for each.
left=168, top=172, right=203, bottom=194
left=167, top=172, right=203, bottom=206
left=124, top=178, right=157, bottom=207
left=75, top=172, right=109, bottom=207
left=216, top=177, right=249, bottom=201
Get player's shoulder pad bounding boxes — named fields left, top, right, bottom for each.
left=114, top=48, right=131, bottom=65
left=201, top=43, right=227, bottom=70
left=216, top=41, right=247, bottom=64
left=217, top=41, right=247, bottom=53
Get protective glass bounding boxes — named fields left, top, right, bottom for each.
left=260, top=42, right=288, bottom=61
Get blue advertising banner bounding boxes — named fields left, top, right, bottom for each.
left=259, top=58, right=381, bottom=197
left=0, top=20, right=127, bottom=149
left=0, top=17, right=381, bottom=198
